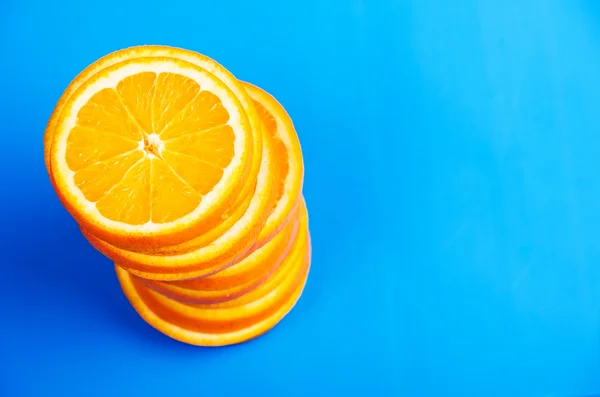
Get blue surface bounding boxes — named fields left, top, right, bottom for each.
left=1, top=0, right=600, bottom=396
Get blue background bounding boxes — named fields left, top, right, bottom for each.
left=1, top=0, right=600, bottom=396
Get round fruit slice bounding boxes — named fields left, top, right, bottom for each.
left=242, top=82, right=304, bottom=248
left=45, top=46, right=263, bottom=251
left=50, top=56, right=254, bottom=249
left=82, top=127, right=276, bottom=280
left=115, top=236, right=311, bottom=346
left=45, top=46, right=263, bottom=205
left=135, top=239, right=308, bottom=333
left=137, top=199, right=305, bottom=304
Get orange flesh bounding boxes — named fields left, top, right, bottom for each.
left=66, top=71, right=234, bottom=225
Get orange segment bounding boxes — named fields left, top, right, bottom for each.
left=160, top=151, right=223, bottom=196
left=75, top=88, right=143, bottom=141
left=115, top=71, right=156, bottom=133
left=73, top=150, right=144, bottom=202
left=65, top=126, right=139, bottom=171
left=163, top=125, right=234, bottom=167
left=160, top=90, right=230, bottom=140
left=94, top=158, right=151, bottom=225
left=50, top=56, right=252, bottom=249
left=150, top=73, right=200, bottom=133
left=149, top=159, right=202, bottom=224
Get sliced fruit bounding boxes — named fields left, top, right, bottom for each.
left=45, top=46, right=264, bottom=224
left=82, top=127, right=276, bottom=280
left=50, top=56, right=254, bottom=250
left=137, top=200, right=306, bottom=304
left=115, top=235, right=311, bottom=346
left=242, top=82, right=304, bottom=248
left=137, top=238, right=308, bottom=332
left=45, top=46, right=263, bottom=253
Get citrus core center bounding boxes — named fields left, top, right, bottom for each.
left=142, top=133, right=164, bottom=159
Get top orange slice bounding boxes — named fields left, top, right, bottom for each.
left=49, top=55, right=253, bottom=249
left=45, top=47, right=264, bottom=250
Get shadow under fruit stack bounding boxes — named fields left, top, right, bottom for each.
left=43, top=45, right=311, bottom=346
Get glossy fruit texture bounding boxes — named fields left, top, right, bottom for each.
left=44, top=45, right=311, bottom=346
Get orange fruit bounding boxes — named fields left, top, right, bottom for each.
left=45, top=46, right=264, bottom=251
left=49, top=55, right=255, bottom=250
left=115, top=214, right=311, bottom=346
left=242, top=82, right=304, bottom=248
left=137, top=199, right=305, bottom=304
left=44, top=45, right=313, bottom=347
left=82, top=127, right=276, bottom=280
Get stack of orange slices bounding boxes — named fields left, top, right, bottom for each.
left=43, top=45, right=310, bottom=346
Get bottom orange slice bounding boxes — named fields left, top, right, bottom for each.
left=115, top=230, right=311, bottom=346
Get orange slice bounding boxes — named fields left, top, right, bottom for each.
left=137, top=199, right=306, bottom=304
left=115, top=230, right=311, bottom=346
left=82, top=127, right=276, bottom=280
left=138, top=231, right=308, bottom=331
left=49, top=55, right=254, bottom=250
left=45, top=46, right=263, bottom=251
left=242, top=82, right=304, bottom=248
